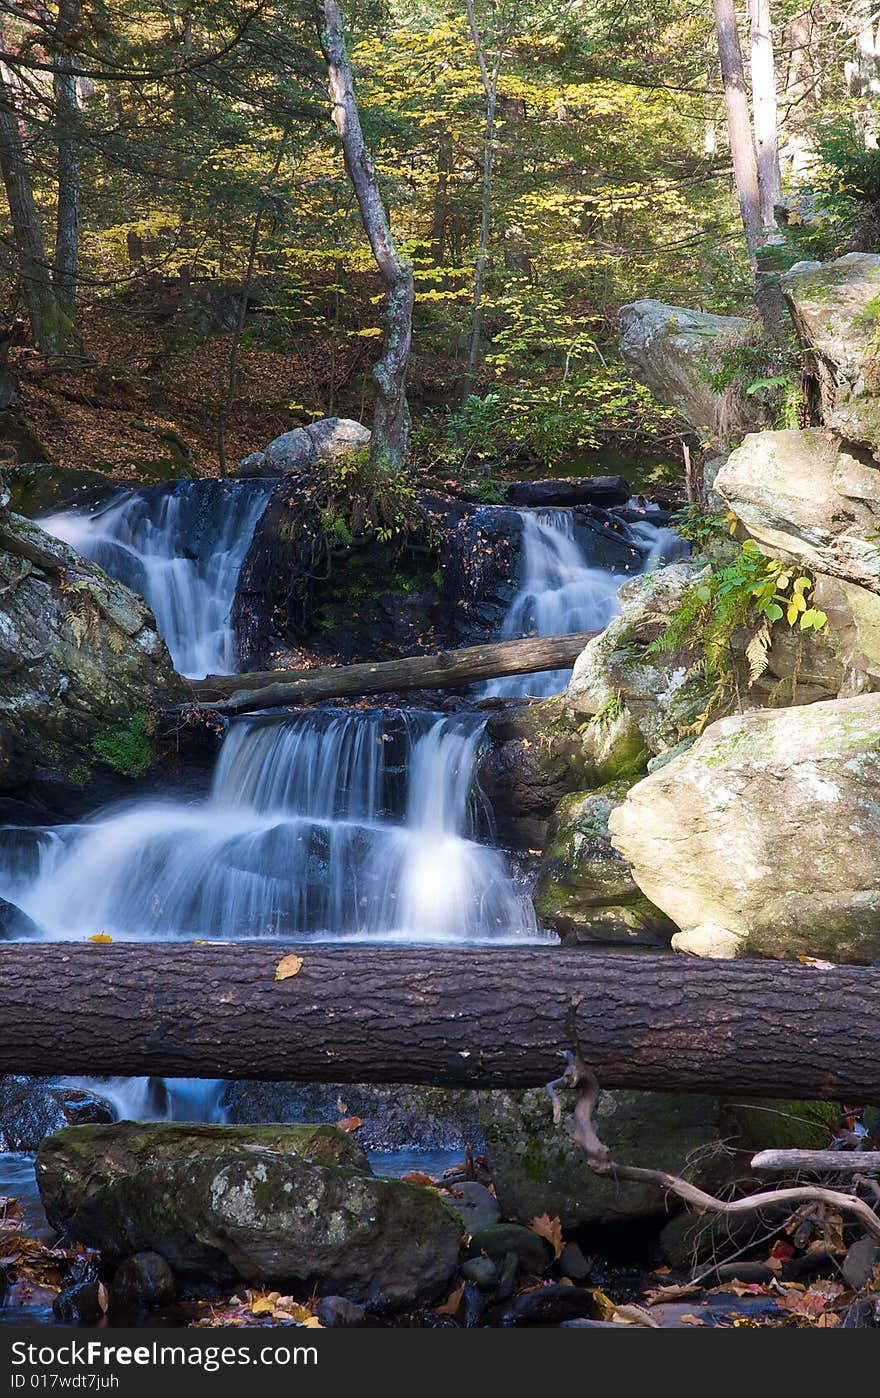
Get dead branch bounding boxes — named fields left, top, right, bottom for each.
left=752, top=1149, right=880, bottom=1176
left=552, top=1052, right=880, bottom=1246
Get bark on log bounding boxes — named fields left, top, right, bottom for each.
left=751, top=1150, right=880, bottom=1175
left=1, top=945, right=879, bottom=1101
left=185, top=631, right=599, bottom=713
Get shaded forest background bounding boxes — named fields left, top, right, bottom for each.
left=0, top=0, right=877, bottom=484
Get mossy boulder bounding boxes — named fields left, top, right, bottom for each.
left=36, top=1121, right=372, bottom=1230
left=481, top=1089, right=839, bottom=1232
left=781, top=253, right=880, bottom=449
left=618, top=300, right=758, bottom=444
left=533, top=784, right=677, bottom=946
left=0, top=511, right=181, bottom=813
left=42, top=1129, right=463, bottom=1308
left=610, top=691, right=880, bottom=961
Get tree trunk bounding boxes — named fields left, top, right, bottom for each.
left=430, top=130, right=452, bottom=264
left=846, top=0, right=880, bottom=149
left=1, top=945, right=878, bottom=1100
left=317, top=0, right=414, bottom=472
left=185, top=629, right=599, bottom=712
left=53, top=0, right=81, bottom=317
left=713, top=0, right=762, bottom=255
left=461, top=0, right=501, bottom=403
left=749, top=0, right=781, bottom=228
left=0, top=54, right=80, bottom=355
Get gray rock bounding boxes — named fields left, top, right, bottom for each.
left=316, top=1295, right=367, bottom=1327
left=609, top=691, right=880, bottom=962
left=533, top=783, right=676, bottom=946
left=235, top=419, right=370, bottom=479
left=467, top=1223, right=550, bottom=1275
left=781, top=253, right=880, bottom=448
left=842, top=1236, right=880, bottom=1291
left=110, top=1252, right=176, bottom=1310
left=499, top=1284, right=599, bottom=1327
left=0, top=894, right=42, bottom=939
left=461, top=1257, right=500, bottom=1289
left=0, top=511, right=182, bottom=811
left=443, top=1180, right=501, bottom=1233
left=68, top=1153, right=463, bottom=1310
left=36, top=1120, right=372, bottom=1230
left=618, top=299, right=756, bottom=442
left=53, top=1281, right=104, bottom=1323
left=0, top=1080, right=113, bottom=1153
left=560, top=1241, right=592, bottom=1281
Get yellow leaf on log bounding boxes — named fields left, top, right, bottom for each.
left=275, top=954, right=303, bottom=981
left=88, top=934, right=112, bottom=943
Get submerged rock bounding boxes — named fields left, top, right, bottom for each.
left=609, top=692, right=880, bottom=961
left=65, top=1151, right=463, bottom=1308
left=504, top=477, right=629, bottom=508
left=0, top=510, right=182, bottom=813
left=533, top=784, right=676, bottom=946
left=37, top=1120, right=372, bottom=1230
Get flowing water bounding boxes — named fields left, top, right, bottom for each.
left=40, top=479, right=272, bottom=678
left=0, top=484, right=681, bottom=1142
left=484, top=506, right=687, bottom=698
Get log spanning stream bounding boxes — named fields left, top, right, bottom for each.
left=0, top=480, right=683, bottom=1120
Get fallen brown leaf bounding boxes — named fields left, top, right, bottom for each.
left=274, top=954, right=303, bottom=981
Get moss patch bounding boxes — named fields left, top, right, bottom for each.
left=91, top=709, right=155, bottom=778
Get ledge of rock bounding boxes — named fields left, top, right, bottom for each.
left=609, top=691, right=880, bottom=962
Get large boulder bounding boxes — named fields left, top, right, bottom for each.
left=0, top=511, right=182, bottom=813
left=609, top=691, right=880, bottom=961
left=36, top=1121, right=371, bottom=1229
left=533, top=783, right=677, bottom=947
left=39, top=1123, right=462, bottom=1309
left=781, top=253, right=880, bottom=449
left=235, top=418, right=371, bottom=478
left=482, top=1088, right=836, bottom=1232
left=618, top=300, right=758, bottom=442
left=715, top=429, right=880, bottom=597
left=715, top=429, right=880, bottom=683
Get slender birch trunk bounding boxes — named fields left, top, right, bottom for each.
left=53, top=0, right=82, bottom=317
left=317, top=0, right=414, bottom=472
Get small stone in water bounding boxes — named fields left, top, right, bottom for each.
left=316, top=1295, right=367, bottom=1327
left=461, top=1257, right=499, bottom=1290
left=110, top=1252, right=176, bottom=1311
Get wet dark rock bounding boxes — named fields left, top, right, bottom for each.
left=461, top=1257, right=500, bottom=1289
left=505, top=477, right=630, bottom=508
left=0, top=1079, right=113, bottom=1152
left=316, top=1295, right=368, bottom=1327
left=560, top=1241, right=592, bottom=1282
left=37, top=1121, right=372, bottom=1230
left=221, top=1081, right=485, bottom=1154
left=6, top=462, right=122, bottom=516
left=110, top=1252, right=176, bottom=1311
left=467, top=1223, right=550, bottom=1275
left=0, top=894, right=42, bottom=938
left=498, top=1284, right=600, bottom=1327
left=443, top=1181, right=501, bottom=1233
left=53, top=1281, right=104, bottom=1323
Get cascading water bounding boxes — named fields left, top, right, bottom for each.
left=2, top=709, right=541, bottom=945
left=40, top=479, right=272, bottom=678
left=485, top=505, right=689, bottom=698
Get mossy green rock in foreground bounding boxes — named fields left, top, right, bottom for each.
left=610, top=691, right=880, bottom=961
left=481, top=1090, right=838, bottom=1232
left=36, top=1121, right=372, bottom=1229
left=0, top=510, right=182, bottom=812
left=38, top=1122, right=463, bottom=1308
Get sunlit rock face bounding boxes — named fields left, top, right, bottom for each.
left=618, top=298, right=759, bottom=444
left=782, top=253, right=880, bottom=449
left=609, top=691, right=880, bottom=963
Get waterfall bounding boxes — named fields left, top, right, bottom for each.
left=485, top=506, right=688, bottom=698
left=3, top=709, right=542, bottom=946
left=40, top=479, right=272, bottom=678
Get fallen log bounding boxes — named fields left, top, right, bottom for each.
left=1, top=945, right=879, bottom=1101
left=751, top=1150, right=880, bottom=1175
left=184, top=630, right=598, bottom=714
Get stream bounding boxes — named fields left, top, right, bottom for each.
left=0, top=478, right=683, bottom=1312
